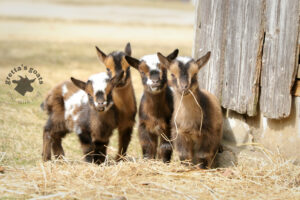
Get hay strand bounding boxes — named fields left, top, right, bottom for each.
left=1, top=150, right=299, bottom=200
left=172, top=91, right=184, bottom=141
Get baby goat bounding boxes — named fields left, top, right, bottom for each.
left=42, top=72, right=123, bottom=163
left=95, top=43, right=137, bottom=161
left=158, top=51, right=223, bottom=168
left=125, top=49, right=178, bottom=162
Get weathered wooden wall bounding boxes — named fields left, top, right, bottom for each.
left=193, top=0, right=226, bottom=99
left=194, top=0, right=300, bottom=119
left=221, top=0, right=264, bottom=116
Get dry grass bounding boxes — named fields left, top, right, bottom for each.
left=1, top=150, right=300, bottom=200
left=0, top=0, right=300, bottom=199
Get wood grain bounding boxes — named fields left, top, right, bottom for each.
left=193, top=0, right=226, bottom=100
left=221, top=0, right=264, bottom=116
left=194, top=0, right=264, bottom=116
left=260, top=0, right=300, bottom=118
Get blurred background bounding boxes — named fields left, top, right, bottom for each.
left=0, top=0, right=195, bottom=165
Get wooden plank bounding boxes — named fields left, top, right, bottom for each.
left=221, top=0, right=264, bottom=116
left=193, top=0, right=226, bottom=99
left=194, top=0, right=264, bottom=116
left=260, top=0, right=300, bottom=118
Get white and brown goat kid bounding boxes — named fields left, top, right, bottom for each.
left=95, top=43, right=137, bottom=161
left=158, top=51, right=223, bottom=168
left=125, top=49, right=178, bottom=162
left=42, top=72, right=123, bottom=163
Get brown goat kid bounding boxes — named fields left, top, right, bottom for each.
left=95, top=43, right=137, bottom=161
left=158, top=51, right=223, bottom=168
left=42, top=72, right=123, bottom=163
left=125, top=49, right=178, bottom=162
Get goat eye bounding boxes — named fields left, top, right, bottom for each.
left=171, top=74, right=175, bottom=78
left=141, top=71, right=145, bottom=76
left=106, top=68, right=110, bottom=72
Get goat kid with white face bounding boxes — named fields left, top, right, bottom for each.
left=158, top=51, right=223, bottom=169
left=95, top=43, right=137, bottom=161
left=42, top=72, right=123, bottom=164
left=125, top=49, right=178, bottom=162
left=70, top=72, right=120, bottom=112
left=125, top=49, right=178, bottom=93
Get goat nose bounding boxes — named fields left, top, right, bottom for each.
left=182, top=84, right=188, bottom=89
left=97, top=101, right=106, bottom=106
left=152, top=79, right=159, bottom=84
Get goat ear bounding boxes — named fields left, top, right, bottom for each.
left=95, top=46, right=107, bottom=63
left=196, top=51, right=211, bottom=70
left=71, top=77, right=86, bottom=91
left=125, top=55, right=140, bottom=70
left=157, top=52, right=170, bottom=69
left=124, top=42, right=131, bottom=56
left=30, top=78, right=36, bottom=83
left=166, top=49, right=179, bottom=61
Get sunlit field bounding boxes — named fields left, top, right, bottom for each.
left=0, top=0, right=194, bottom=166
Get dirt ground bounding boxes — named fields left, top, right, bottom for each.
left=0, top=0, right=299, bottom=199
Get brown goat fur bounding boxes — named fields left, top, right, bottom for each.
left=42, top=72, right=123, bottom=163
left=95, top=43, right=137, bottom=161
left=158, top=51, right=223, bottom=168
left=125, top=49, right=178, bottom=162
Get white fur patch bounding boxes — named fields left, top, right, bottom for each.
left=146, top=78, right=153, bottom=85
left=141, top=54, right=160, bottom=72
left=88, top=72, right=110, bottom=95
left=177, top=56, right=192, bottom=64
left=64, top=90, right=88, bottom=134
left=62, top=84, right=68, bottom=97
left=95, top=101, right=107, bottom=106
